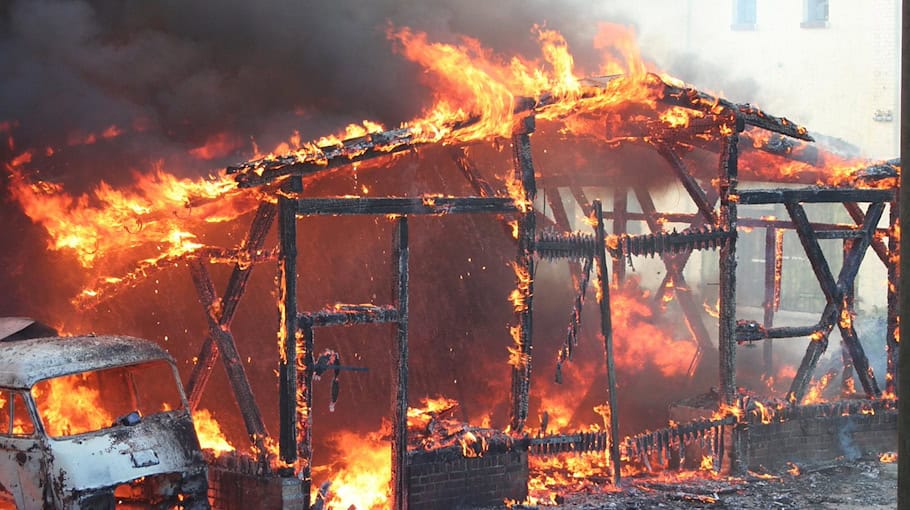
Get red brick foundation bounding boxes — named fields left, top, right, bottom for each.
left=407, top=446, right=529, bottom=509
left=205, top=452, right=306, bottom=510
left=740, top=407, right=897, bottom=470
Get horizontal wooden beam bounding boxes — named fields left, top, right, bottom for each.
left=738, top=188, right=894, bottom=205
left=294, top=197, right=520, bottom=216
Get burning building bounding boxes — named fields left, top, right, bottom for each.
left=0, top=2, right=900, bottom=509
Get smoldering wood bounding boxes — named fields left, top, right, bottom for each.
left=391, top=217, right=410, bottom=510
left=593, top=200, right=621, bottom=485
left=299, top=325, right=315, bottom=510
left=841, top=240, right=857, bottom=395
left=187, top=201, right=277, bottom=410
left=844, top=202, right=890, bottom=264
left=738, top=187, right=895, bottom=205
left=450, top=147, right=497, bottom=198
left=613, top=188, right=628, bottom=282
left=188, top=259, right=270, bottom=456
left=718, top=133, right=740, bottom=410
left=298, top=305, right=399, bottom=327
left=278, top=193, right=300, bottom=466
left=508, top=114, right=537, bottom=434
left=294, top=196, right=519, bottom=216
left=887, top=199, right=899, bottom=395
left=654, top=142, right=716, bottom=223
left=451, top=147, right=518, bottom=239
left=786, top=201, right=885, bottom=400
left=762, top=227, right=778, bottom=377
left=569, top=187, right=593, bottom=217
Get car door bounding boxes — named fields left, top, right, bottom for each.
left=0, top=389, right=49, bottom=509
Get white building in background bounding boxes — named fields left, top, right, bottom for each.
left=609, top=0, right=901, bottom=159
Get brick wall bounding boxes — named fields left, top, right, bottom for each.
left=206, top=452, right=306, bottom=510
left=741, top=410, right=897, bottom=470
left=408, top=445, right=528, bottom=509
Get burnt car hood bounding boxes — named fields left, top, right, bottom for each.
left=47, top=410, right=205, bottom=493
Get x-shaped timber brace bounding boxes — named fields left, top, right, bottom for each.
left=735, top=187, right=896, bottom=403
left=170, top=79, right=900, bottom=501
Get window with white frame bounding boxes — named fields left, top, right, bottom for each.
left=732, top=0, right=757, bottom=30
left=802, top=0, right=829, bottom=28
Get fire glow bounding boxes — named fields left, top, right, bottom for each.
left=1, top=15, right=899, bottom=510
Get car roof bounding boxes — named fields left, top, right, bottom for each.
left=0, top=335, right=174, bottom=389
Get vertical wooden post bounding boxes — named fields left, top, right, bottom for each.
left=841, top=239, right=856, bottom=395
left=299, top=323, right=315, bottom=509
left=278, top=183, right=300, bottom=469
left=718, top=129, right=740, bottom=408
left=593, top=200, right=621, bottom=486
left=762, top=227, right=778, bottom=379
left=391, top=217, right=410, bottom=510
left=612, top=188, right=627, bottom=283
left=887, top=198, right=899, bottom=395
left=509, top=107, right=537, bottom=433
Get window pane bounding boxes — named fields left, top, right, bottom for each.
left=0, top=392, right=9, bottom=435
left=734, top=0, right=757, bottom=25
left=32, top=360, right=183, bottom=438
left=12, top=393, right=34, bottom=436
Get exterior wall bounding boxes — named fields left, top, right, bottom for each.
left=742, top=410, right=897, bottom=470
left=408, top=446, right=528, bottom=509
left=608, top=0, right=901, bottom=160
left=206, top=452, right=305, bottom=510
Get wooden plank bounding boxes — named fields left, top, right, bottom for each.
left=391, top=217, right=410, bottom=510
left=738, top=188, right=895, bottom=205
left=278, top=193, right=299, bottom=466
left=593, top=200, right=621, bottom=485
left=295, top=196, right=519, bottom=216
left=509, top=115, right=537, bottom=434
left=718, top=134, right=739, bottom=410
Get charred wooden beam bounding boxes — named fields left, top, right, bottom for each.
left=570, top=187, right=593, bottom=218
left=593, top=200, right=621, bottom=485
left=451, top=148, right=517, bottom=239
left=613, top=188, right=628, bottom=282
left=718, top=132, right=740, bottom=412
left=451, top=147, right=497, bottom=198
left=229, top=127, right=422, bottom=188
left=187, top=201, right=277, bottom=410
left=887, top=199, right=899, bottom=395
left=762, top=227, right=781, bottom=378
left=786, top=201, right=885, bottom=401
left=738, top=187, right=895, bottom=205
left=391, top=217, right=409, bottom=510
left=844, top=202, right=891, bottom=265
left=299, top=305, right=399, bottom=327
left=299, top=325, right=315, bottom=510
left=294, top=196, right=519, bottom=216
left=608, top=226, right=733, bottom=259
left=841, top=240, right=857, bottom=396
left=278, top=189, right=300, bottom=467
left=509, top=110, right=537, bottom=434
left=188, top=259, right=269, bottom=456
left=654, top=142, right=716, bottom=223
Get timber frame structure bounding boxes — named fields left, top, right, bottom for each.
left=80, top=73, right=901, bottom=509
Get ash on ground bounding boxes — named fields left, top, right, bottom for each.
left=481, top=456, right=897, bottom=509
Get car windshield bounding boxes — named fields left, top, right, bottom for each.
left=32, top=360, right=183, bottom=438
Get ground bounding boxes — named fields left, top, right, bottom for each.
left=492, top=458, right=897, bottom=509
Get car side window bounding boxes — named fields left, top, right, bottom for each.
left=0, top=390, right=35, bottom=437
left=0, top=392, right=9, bottom=435
left=11, top=393, right=34, bottom=436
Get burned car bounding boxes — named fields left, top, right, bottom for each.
left=0, top=334, right=208, bottom=509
